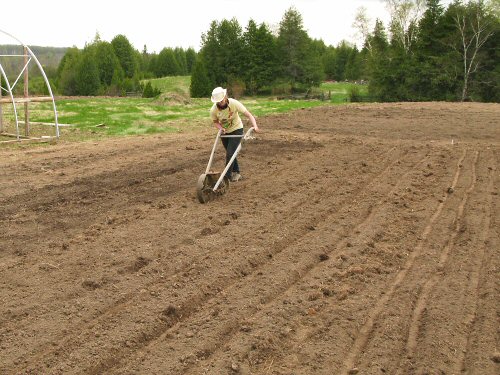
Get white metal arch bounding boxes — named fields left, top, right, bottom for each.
left=0, top=29, right=59, bottom=140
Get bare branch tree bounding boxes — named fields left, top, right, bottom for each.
left=452, top=1, right=494, bottom=101
left=353, top=6, right=373, bottom=53
left=385, top=0, right=427, bottom=52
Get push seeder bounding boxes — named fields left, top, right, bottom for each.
left=196, top=127, right=255, bottom=203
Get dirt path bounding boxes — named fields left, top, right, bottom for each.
left=0, top=102, right=498, bottom=374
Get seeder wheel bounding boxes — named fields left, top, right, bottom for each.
left=196, top=173, right=230, bottom=203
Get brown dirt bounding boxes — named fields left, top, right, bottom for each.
left=1, top=102, right=499, bottom=375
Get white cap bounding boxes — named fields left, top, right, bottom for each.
left=211, top=87, right=227, bottom=103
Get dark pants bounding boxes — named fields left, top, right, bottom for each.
left=221, top=128, right=243, bottom=179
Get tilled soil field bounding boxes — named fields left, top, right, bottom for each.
left=0, top=102, right=499, bottom=375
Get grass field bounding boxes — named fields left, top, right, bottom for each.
left=1, top=77, right=369, bottom=142
left=145, top=76, right=191, bottom=96
left=320, top=81, right=369, bottom=102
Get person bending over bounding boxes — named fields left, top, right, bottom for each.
left=210, top=86, right=260, bottom=182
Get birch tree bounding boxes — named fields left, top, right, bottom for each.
left=353, top=6, right=373, bottom=53
left=451, top=0, right=495, bottom=101
left=385, top=0, right=427, bottom=52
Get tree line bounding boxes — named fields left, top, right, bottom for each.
left=48, top=0, right=498, bottom=102
left=55, top=33, right=197, bottom=96
left=360, top=0, right=498, bottom=102
left=191, top=0, right=498, bottom=102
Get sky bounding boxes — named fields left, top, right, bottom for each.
left=0, top=0, right=455, bottom=52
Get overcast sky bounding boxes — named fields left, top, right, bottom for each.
left=1, top=0, right=454, bottom=52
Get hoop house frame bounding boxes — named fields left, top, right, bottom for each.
left=0, top=29, right=59, bottom=143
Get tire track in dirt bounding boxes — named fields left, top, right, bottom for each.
left=102, top=147, right=433, bottom=374
left=454, top=151, right=495, bottom=374
left=86, top=145, right=409, bottom=374
left=179, top=152, right=435, bottom=375
left=339, top=148, right=467, bottom=375
left=394, top=150, right=479, bottom=375
left=33, top=143, right=410, bottom=375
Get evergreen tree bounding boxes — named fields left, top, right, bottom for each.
left=199, top=18, right=245, bottom=88
left=242, top=20, right=279, bottom=94
left=57, top=47, right=81, bottom=95
left=148, top=54, right=158, bottom=77
left=94, top=41, right=123, bottom=87
left=200, top=20, right=220, bottom=85
left=407, top=0, right=453, bottom=100
left=185, top=48, right=197, bottom=74
left=156, top=48, right=181, bottom=77
left=217, top=18, right=245, bottom=86
left=142, top=81, right=161, bottom=98
left=322, top=47, right=337, bottom=80
left=345, top=47, right=362, bottom=80
left=190, top=57, right=213, bottom=97
left=334, top=41, right=353, bottom=80
left=366, top=20, right=393, bottom=100
left=174, top=47, right=188, bottom=75
left=111, top=34, right=138, bottom=78
left=75, top=50, right=100, bottom=95
left=277, top=7, right=324, bottom=88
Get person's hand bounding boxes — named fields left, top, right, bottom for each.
left=252, top=126, right=260, bottom=133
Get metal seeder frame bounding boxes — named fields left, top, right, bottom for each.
left=0, top=29, right=59, bottom=142
left=196, top=127, right=255, bottom=203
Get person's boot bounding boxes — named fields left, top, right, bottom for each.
left=230, top=172, right=242, bottom=182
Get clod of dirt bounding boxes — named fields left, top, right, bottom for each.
left=230, top=212, right=239, bottom=220
left=348, top=368, right=359, bottom=374
left=240, top=325, right=251, bottom=332
left=231, top=362, right=240, bottom=372
left=447, top=187, right=454, bottom=194
left=319, top=254, right=329, bottom=262
left=39, top=263, right=59, bottom=271
left=307, top=293, right=321, bottom=301
left=307, top=225, right=316, bottom=231
left=321, top=288, right=333, bottom=297
left=201, top=227, right=212, bottom=236
left=128, top=256, right=151, bottom=272
left=82, top=280, right=101, bottom=290
left=491, top=352, right=500, bottom=363
left=161, top=305, right=179, bottom=322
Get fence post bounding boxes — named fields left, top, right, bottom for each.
left=0, top=81, right=3, bottom=133
left=24, top=46, right=29, bottom=137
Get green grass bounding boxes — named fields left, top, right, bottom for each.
left=320, top=81, right=369, bottom=103
left=0, top=79, right=368, bottom=142
left=143, top=76, right=191, bottom=96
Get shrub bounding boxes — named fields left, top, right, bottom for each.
left=142, top=81, right=161, bottom=98
left=348, top=86, right=362, bottom=102
left=227, top=76, right=246, bottom=99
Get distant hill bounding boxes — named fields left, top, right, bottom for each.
left=0, top=45, right=67, bottom=75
